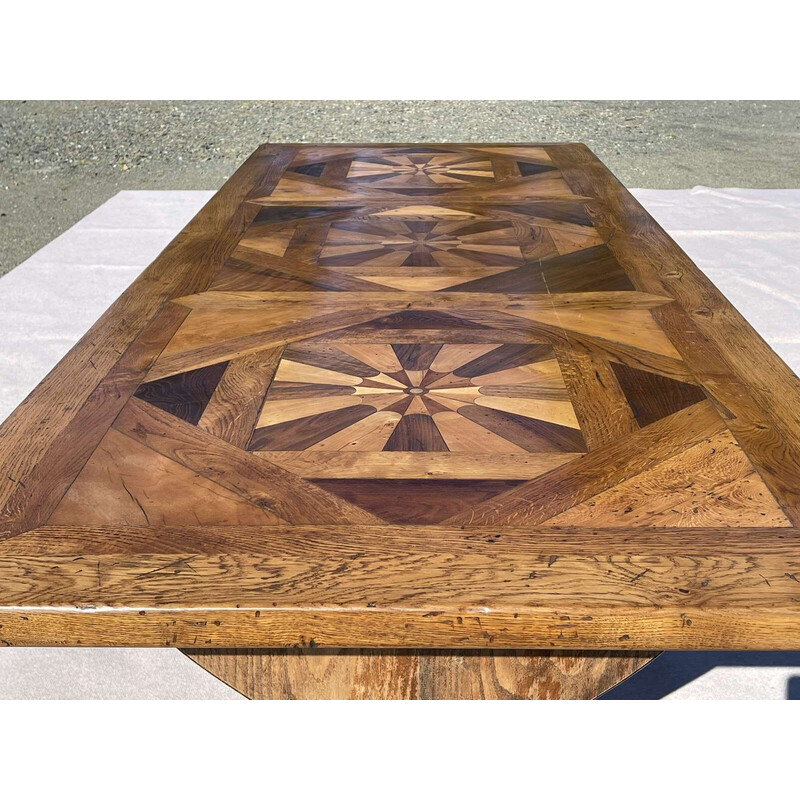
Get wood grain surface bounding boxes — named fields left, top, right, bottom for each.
left=186, top=648, right=657, bottom=700
left=1, top=143, right=799, bottom=660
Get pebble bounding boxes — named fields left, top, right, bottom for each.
left=1, top=100, right=798, bottom=276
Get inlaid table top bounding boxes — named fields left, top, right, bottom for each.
left=2, top=142, right=800, bottom=651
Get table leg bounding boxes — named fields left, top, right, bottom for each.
left=182, top=649, right=658, bottom=700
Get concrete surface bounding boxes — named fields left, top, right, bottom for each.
left=601, top=652, right=800, bottom=700
left=1, top=188, right=799, bottom=699
left=0, top=648, right=244, bottom=700
left=2, top=100, right=800, bottom=276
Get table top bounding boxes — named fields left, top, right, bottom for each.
left=2, top=143, right=800, bottom=650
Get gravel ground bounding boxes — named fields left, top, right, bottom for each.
left=1, top=100, right=799, bottom=276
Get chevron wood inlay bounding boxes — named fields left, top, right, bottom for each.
left=2, top=143, right=800, bottom=690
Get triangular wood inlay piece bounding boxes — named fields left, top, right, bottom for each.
left=392, top=344, right=443, bottom=371
left=454, top=343, right=554, bottom=378
left=536, top=246, right=635, bottom=293
left=288, top=162, right=326, bottom=177
left=458, top=405, right=587, bottom=453
left=517, top=161, right=556, bottom=177
left=362, top=310, right=490, bottom=329
left=454, top=265, right=549, bottom=294
left=611, top=361, right=706, bottom=427
left=309, top=479, right=526, bottom=524
left=283, top=342, right=381, bottom=378
left=265, top=178, right=363, bottom=202
left=544, top=429, right=791, bottom=528
left=134, top=361, right=229, bottom=424
left=383, top=414, right=449, bottom=452
left=250, top=206, right=346, bottom=225
left=48, top=428, right=285, bottom=526
left=210, top=265, right=311, bottom=292
left=238, top=224, right=296, bottom=258
left=249, top=405, right=374, bottom=451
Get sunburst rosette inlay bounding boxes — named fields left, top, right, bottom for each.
left=345, top=150, right=496, bottom=193
left=248, top=342, right=587, bottom=454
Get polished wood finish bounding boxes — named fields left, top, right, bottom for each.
left=1, top=144, right=800, bottom=659
left=186, top=648, right=657, bottom=700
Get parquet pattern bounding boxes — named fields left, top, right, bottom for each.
left=2, top=143, right=800, bottom=651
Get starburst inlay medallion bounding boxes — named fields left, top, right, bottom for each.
left=319, top=218, right=524, bottom=271
left=248, top=342, right=587, bottom=453
left=346, top=150, right=496, bottom=189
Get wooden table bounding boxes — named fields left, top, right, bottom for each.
left=2, top=143, right=799, bottom=700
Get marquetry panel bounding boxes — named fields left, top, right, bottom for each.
left=2, top=143, right=800, bottom=656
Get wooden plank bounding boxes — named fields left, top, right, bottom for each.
left=1, top=605, right=795, bottom=650
left=554, top=342, right=638, bottom=449
left=172, top=290, right=671, bottom=312
left=197, top=348, right=282, bottom=447
left=1, top=538, right=800, bottom=647
left=4, top=524, right=800, bottom=557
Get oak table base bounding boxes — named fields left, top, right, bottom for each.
left=185, top=649, right=657, bottom=700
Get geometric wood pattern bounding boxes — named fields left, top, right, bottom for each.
left=2, top=143, right=800, bottom=659
left=609, top=361, right=707, bottom=428
left=248, top=342, right=587, bottom=456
